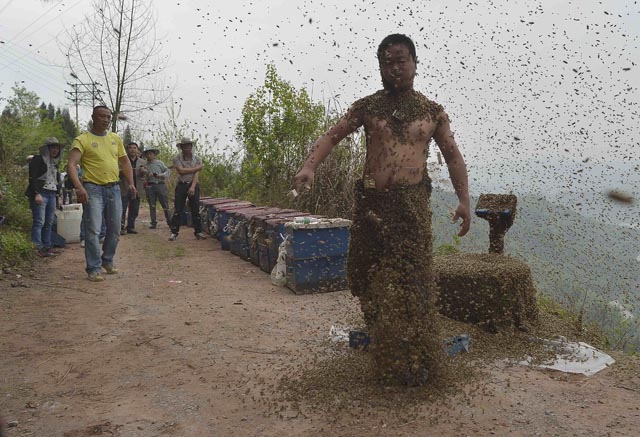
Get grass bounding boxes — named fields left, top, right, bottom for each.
left=0, top=229, right=34, bottom=267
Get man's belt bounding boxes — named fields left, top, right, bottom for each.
left=85, top=181, right=119, bottom=188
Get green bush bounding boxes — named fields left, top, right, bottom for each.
left=0, top=174, right=32, bottom=232
left=0, top=228, right=33, bottom=266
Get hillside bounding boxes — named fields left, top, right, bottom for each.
left=430, top=188, right=639, bottom=347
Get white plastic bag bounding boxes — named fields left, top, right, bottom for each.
left=270, top=235, right=289, bottom=286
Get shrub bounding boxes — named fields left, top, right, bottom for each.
left=0, top=174, right=32, bottom=232
left=0, top=229, right=33, bottom=267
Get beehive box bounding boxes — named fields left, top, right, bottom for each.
left=248, top=209, right=296, bottom=267
left=263, top=212, right=315, bottom=273
left=218, top=205, right=261, bottom=251
left=229, top=207, right=281, bottom=260
left=283, top=218, right=351, bottom=294
left=211, top=202, right=254, bottom=241
left=434, top=253, right=538, bottom=332
left=199, top=198, right=235, bottom=235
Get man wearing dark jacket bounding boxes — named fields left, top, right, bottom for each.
left=25, top=137, right=63, bottom=257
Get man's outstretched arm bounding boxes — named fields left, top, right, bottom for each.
left=294, top=107, right=363, bottom=191
left=433, top=112, right=471, bottom=236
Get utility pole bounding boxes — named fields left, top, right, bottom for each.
left=65, top=81, right=104, bottom=127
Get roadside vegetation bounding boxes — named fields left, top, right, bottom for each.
left=0, top=67, right=636, bottom=354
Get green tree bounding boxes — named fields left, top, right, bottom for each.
left=59, top=109, right=78, bottom=143
left=0, top=86, right=78, bottom=167
left=47, top=103, right=56, bottom=121
left=39, top=103, right=47, bottom=121
left=123, top=125, right=132, bottom=145
left=235, top=64, right=326, bottom=204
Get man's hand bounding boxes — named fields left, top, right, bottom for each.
left=76, top=187, right=89, bottom=204
left=130, top=185, right=137, bottom=199
left=294, top=167, right=314, bottom=192
left=56, top=195, right=62, bottom=209
left=452, top=203, right=471, bottom=237
left=34, top=193, right=43, bottom=205
left=188, top=185, right=196, bottom=197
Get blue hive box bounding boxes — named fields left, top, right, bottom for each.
left=206, top=199, right=243, bottom=235
left=200, top=197, right=235, bottom=235
left=249, top=209, right=296, bottom=267
left=263, top=212, right=314, bottom=273
left=283, top=218, right=351, bottom=294
left=211, top=202, right=254, bottom=243
left=229, top=207, right=281, bottom=260
left=218, top=205, right=260, bottom=251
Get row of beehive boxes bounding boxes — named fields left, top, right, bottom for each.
left=198, top=197, right=351, bottom=294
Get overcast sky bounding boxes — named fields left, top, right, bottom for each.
left=1, top=0, right=638, bottom=206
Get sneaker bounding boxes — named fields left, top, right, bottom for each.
left=102, top=264, right=119, bottom=274
left=168, top=233, right=178, bottom=241
left=35, top=248, right=51, bottom=258
left=46, top=249, right=60, bottom=257
left=127, top=229, right=138, bottom=234
left=80, top=240, right=85, bottom=248
left=149, top=223, right=157, bottom=229
left=120, top=228, right=127, bottom=236
left=194, top=232, right=206, bottom=240
left=88, top=272, right=105, bottom=282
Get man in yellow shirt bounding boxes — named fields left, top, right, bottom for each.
left=67, top=106, right=137, bottom=282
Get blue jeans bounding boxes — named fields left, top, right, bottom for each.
left=80, top=214, right=107, bottom=240
left=30, top=190, right=57, bottom=250
left=82, top=183, right=122, bottom=273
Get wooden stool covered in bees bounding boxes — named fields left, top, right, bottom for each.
left=434, top=194, right=538, bottom=332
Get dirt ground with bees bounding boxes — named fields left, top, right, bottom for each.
left=1, top=207, right=639, bottom=436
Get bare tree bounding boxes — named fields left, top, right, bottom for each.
left=62, top=0, right=172, bottom=132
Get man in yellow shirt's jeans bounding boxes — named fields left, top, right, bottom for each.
left=66, top=106, right=137, bottom=282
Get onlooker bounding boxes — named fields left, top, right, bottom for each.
left=67, top=105, right=136, bottom=282
left=119, top=142, right=145, bottom=235
left=169, top=137, right=206, bottom=241
left=62, top=164, right=82, bottom=204
left=140, top=148, right=171, bottom=229
left=25, top=137, right=64, bottom=257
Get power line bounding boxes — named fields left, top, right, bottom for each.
left=0, top=59, right=68, bottom=99
left=1, top=0, right=61, bottom=47
left=65, top=81, right=104, bottom=126
left=0, top=0, right=16, bottom=16
left=0, top=0, right=84, bottom=73
left=0, top=38, right=67, bottom=70
left=0, top=50, right=67, bottom=92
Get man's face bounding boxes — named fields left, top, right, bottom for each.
left=92, top=108, right=112, bottom=132
left=145, top=152, right=156, bottom=161
left=379, top=44, right=416, bottom=92
left=180, top=143, right=193, bottom=154
left=49, top=145, right=61, bottom=158
left=127, top=144, right=139, bottom=158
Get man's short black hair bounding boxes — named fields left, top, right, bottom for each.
left=128, top=142, right=139, bottom=148
left=93, top=105, right=112, bottom=114
left=377, top=34, right=417, bottom=64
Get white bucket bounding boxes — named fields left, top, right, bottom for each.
left=55, top=203, right=82, bottom=243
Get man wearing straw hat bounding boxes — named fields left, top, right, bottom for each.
left=140, top=148, right=171, bottom=229
left=168, top=137, right=206, bottom=241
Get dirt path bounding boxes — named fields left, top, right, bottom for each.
left=1, top=206, right=639, bottom=436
